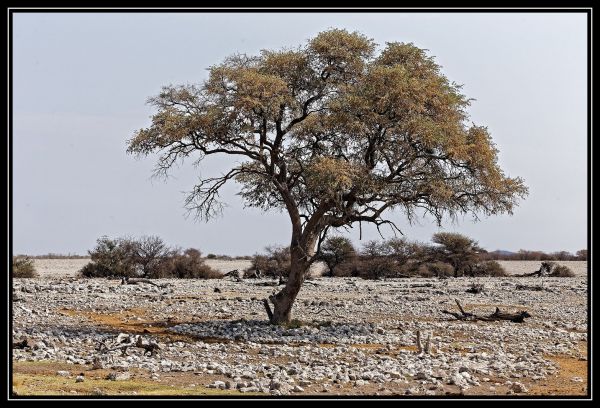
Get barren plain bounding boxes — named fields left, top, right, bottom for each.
left=11, top=260, right=588, bottom=397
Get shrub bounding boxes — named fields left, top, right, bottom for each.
left=431, top=232, right=484, bottom=277
left=12, top=256, right=38, bottom=278
left=166, top=248, right=221, bottom=279
left=417, top=261, right=455, bottom=278
left=549, top=264, right=576, bottom=277
left=331, top=260, right=358, bottom=277
left=79, top=235, right=220, bottom=279
left=78, top=236, right=138, bottom=278
left=245, top=245, right=291, bottom=278
left=206, top=253, right=217, bottom=259
left=318, top=236, right=357, bottom=276
left=469, top=260, right=508, bottom=277
left=354, top=256, right=403, bottom=279
left=576, top=249, right=588, bottom=261
left=133, top=235, right=170, bottom=277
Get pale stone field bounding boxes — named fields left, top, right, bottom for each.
left=12, top=259, right=588, bottom=397
left=30, top=259, right=587, bottom=279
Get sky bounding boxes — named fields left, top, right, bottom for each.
left=12, top=12, right=588, bottom=256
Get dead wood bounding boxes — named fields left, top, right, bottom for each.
left=515, top=284, right=544, bottom=291
left=415, top=330, right=432, bottom=355
left=13, top=339, right=29, bottom=349
left=442, top=298, right=531, bottom=323
left=466, top=284, right=485, bottom=294
left=223, top=269, right=242, bottom=281
left=97, top=334, right=161, bottom=356
left=244, top=269, right=263, bottom=279
left=410, top=283, right=433, bottom=288
left=121, top=277, right=167, bottom=287
left=263, top=299, right=274, bottom=322
left=514, top=261, right=555, bottom=277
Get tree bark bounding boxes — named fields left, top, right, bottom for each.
left=268, top=234, right=317, bottom=324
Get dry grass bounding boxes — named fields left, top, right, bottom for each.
left=11, top=361, right=252, bottom=396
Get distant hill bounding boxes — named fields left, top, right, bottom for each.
left=490, top=250, right=516, bottom=256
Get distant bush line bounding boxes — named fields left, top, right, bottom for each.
left=481, top=249, right=587, bottom=261
left=14, top=253, right=89, bottom=259
left=17, top=233, right=583, bottom=280
left=243, top=233, right=581, bottom=280
left=78, top=236, right=220, bottom=279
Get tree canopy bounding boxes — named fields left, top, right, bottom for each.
left=128, top=29, right=528, bottom=323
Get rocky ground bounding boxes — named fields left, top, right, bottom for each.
left=11, top=276, right=588, bottom=397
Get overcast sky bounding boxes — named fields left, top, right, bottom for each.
left=12, top=12, right=588, bottom=255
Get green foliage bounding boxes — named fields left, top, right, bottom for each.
left=128, top=28, right=527, bottom=229
left=328, top=233, right=505, bottom=279
left=431, top=232, right=485, bottom=277
left=79, top=236, right=138, bottom=278
left=318, top=236, right=357, bottom=276
left=12, top=256, right=38, bottom=278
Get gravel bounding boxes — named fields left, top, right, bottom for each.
left=11, top=276, right=587, bottom=395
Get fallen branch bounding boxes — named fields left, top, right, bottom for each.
left=223, top=270, right=242, bottom=281
left=13, top=339, right=29, bottom=349
left=97, top=334, right=161, bottom=356
left=442, top=298, right=531, bottom=323
left=121, top=277, right=168, bottom=288
left=466, top=284, right=485, bottom=294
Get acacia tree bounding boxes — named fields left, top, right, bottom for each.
left=431, top=232, right=485, bottom=277
left=319, top=236, right=357, bottom=276
left=128, top=29, right=527, bottom=324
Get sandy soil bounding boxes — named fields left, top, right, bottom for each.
left=30, top=259, right=587, bottom=279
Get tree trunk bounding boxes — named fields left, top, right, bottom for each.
left=269, top=236, right=316, bottom=324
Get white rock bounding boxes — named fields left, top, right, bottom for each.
left=510, top=382, right=528, bottom=393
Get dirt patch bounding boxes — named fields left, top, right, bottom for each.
left=526, top=355, right=588, bottom=396
left=57, top=308, right=205, bottom=344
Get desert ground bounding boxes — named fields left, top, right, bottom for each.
left=11, top=260, right=588, bottom=397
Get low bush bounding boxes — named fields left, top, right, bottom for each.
left=318, top=236, right=357, bottom=276
left=78, top=236, right=138, bottom=278
left=161, top=248, right=221, bottom=279
left=549, top=264, right=576, bottom=277
left=468, top=260, right=508, bottom=277
left=12, top=256, right=38, bottom=278
left=78, top=236, right=220, bottom=279
left=417, top=261, right=455, bottom=278
left=244, top=246, right=291, bottom=278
